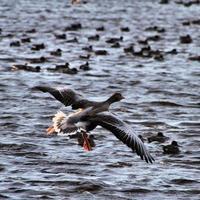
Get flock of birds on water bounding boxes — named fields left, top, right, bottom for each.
left=4, top=0, right=199, bottom=74
left=33, top=86, right=181, bottom=164
left=3, top=0, right=198, bottom=163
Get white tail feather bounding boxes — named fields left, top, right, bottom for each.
left=52, top=111, right=67, bottom=132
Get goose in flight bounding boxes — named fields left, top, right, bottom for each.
left=34, top=86, right=124, bottom=110
left=48, top=110, right=155, bottom=163
left=34, top=86, right=154, bottom=163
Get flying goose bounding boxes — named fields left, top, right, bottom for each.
left=48, top=110, right=155, bottom=163
left=34, top=86, right=124, bottom=110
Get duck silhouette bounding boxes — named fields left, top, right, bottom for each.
left=148, top=132, right=169, bottom=143
left=163, top=141, right=180, bottom=154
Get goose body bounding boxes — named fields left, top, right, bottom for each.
left=34, top=86, right=124, bottom=110
left=34, top=86, right=154, bottom=163
left=49, top=110, right=154, bottom=163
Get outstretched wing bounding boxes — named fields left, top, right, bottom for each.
left=33, top=86, right=88, bottom=108
left=89, top=113, right=154, bottom=163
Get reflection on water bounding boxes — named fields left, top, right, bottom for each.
left=0, top=0, right=200, bottom=199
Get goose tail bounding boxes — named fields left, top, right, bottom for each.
left=46, top=111, right=67, bottom=134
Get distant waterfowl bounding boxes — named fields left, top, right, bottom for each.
left=96, top=26, right=105, bottom=31
left=50, top=49, right=62, bottom=56
left=148, top=132, right=169, bottom=143
left=79, top=54, right=90, bottom=60
left=28, top=56, right=46, bottom=64
left=55, top=63, right=69, bottom=70
left=183, top=19, right=200, bottom=26
left=66, top=37, right=78, bottom=43
left=47, top=110, right=154, bottom=163
left=111, top=42, right=120, bottom=48
left=54, top=33, right=66, bottom=40
left=21, top=37, right=31, bottom=43
left=159, top=0, right=169, bottom=4
left=26, top=28, right=36, bottom=33
left=47, top=63, right=77, bottom=74
left=120, top=27, right=130, bottom=32
left=106, top=36, right=123, bottom=43
left=64, top=23, right=82, bottom=31
left=94, top=50, right=108, bottom=55
left=12, top=64, right=40, bottom=72
left=146, top=35, right=161, bottom=42
left=145, top=26, right=165, bottom=33
left=188, top=55, right=200, bottom=61
left=166, top=49, right=178, bottom=55
left=180, top=35, right=192, bottom=44
left=82, top=45, right=93, bottom=52
left=79, top=62, right=90, bottom=71
left=163, top=141, right=180, bottom=154
left=124, top=45, right=134, bottom=53
left=10, top=41, right=20, bottom=47
left=88, top=34, right=100, bottom=41
left=138, top=39, right=148, bottom=45
left=154, top=54, right=164, bottom=61
left=31, top=43, right=45, bottom=51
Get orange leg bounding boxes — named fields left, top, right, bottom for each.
left=82, top=131, right=92, bottom=151
left=46, top=126, right=55, bottom=135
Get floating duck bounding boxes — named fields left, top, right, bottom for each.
left=12, top=64, right=40, bottom=72
left=180, top=35, right=192, bottom=44
left=96, top=26, right=105, bottom=31
left=82, top=45, right=93, bottom=52
left=148, top=132, right=169, bottom=143
left=79, top=62, right=90, bottom=71
left=64, top=23, right=82, bottom=31
left=88, top=34, right=100, bottom=41
left=54, top=33, right=66, bottom=39
left=163, top=141, right=180, bottom=154
left=31, top=43, right=45, bottom=51
left=79, top=54, right=90, bottom=59
left=111, top=42, right=120, bottom=48
left=106, top=36, right=123, bottom=43
left=10, top=41, right=20, bottom=47
left=94, top=50, right=108, bottom=55
left=21, top=37, right=31, bottom=43
left=50, top=49, right=62, bottom=56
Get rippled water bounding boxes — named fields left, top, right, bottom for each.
left=0, top=0, right=200, bottom=199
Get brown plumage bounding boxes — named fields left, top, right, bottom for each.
left=33, top=86, right=124, bottom=110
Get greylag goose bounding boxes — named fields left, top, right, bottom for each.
left=49, top=110, right=154, bottom=163
left=34, top=86, right=124, bottom=110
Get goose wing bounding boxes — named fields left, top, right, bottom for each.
left=34, top=86, right=90, bottom=109
left=89, top=113, right=154, bottom=163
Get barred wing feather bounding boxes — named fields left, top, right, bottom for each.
left=90, top=113, right=154, bottom=163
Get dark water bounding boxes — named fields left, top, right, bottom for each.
left=0, top=0, right=200, bottom=199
